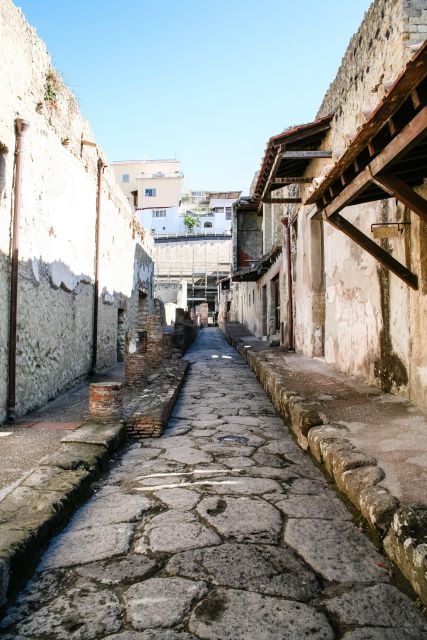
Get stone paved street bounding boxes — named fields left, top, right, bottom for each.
left=1, top=329, right=427, bottom=639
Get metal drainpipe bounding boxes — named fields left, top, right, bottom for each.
left=7, top=118, right=30, bottom=421
left=281, top=217, right=294, bottom=350
left=91, top=157, right=105, bottom=372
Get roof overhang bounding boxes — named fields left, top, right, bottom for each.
left=305, top=42, right=427, bottom=290
left=232, top=245, right=282, bottom=282
left=252, top=116, right=333, bottom=214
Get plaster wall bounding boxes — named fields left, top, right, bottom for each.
left=0, top=0, right=153, bottom=421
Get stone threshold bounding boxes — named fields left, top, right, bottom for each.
left=223, top=322, right=427, bottom=608
left=0, top=359, right=190, bottom=608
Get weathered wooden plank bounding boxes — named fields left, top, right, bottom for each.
left=263, top=198, right=302, bottom=204
left=271, top=177, right=313, bottom=184
left=282, top=150, right=332, bottom=159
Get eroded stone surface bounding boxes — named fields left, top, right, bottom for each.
left=197, top=496, right=282, bottom=543
left=189, top=588, right=334, bottom=640
left=40, top=523, right=135, bottom=569
left=75, top=555, right=160, bottom=585
left=326, top=584, right=427, bottom=631
left=284, top=519, right=391, bottom=583
left=15, top=582, right=122, bottom=639
left=166, top=543, right=320, bottom=600
left=144, top=510, right=221, bottom=553
left=124, top=578, right=207, bottom=630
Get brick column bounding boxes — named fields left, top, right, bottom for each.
left=162, top=330, right=174, bottom=359
left=88, top=382, right=123, bottom=422
left=125, top=330, right=148, bottom=387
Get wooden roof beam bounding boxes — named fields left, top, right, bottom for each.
left=282, top=150, right=332, bottom=159
left=271, top=177, right=313, bottom=185
left=263, top=198, right=302, bottom=204
left=327, top=212, right=418, bottom=289
left=323, top=105, right=427, bottom=218
left=373, top=173, right=427, bottom=222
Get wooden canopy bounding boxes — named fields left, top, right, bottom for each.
left=252, top=116, right=333, bottom=213
left=307, top=42, right=427, bottom=290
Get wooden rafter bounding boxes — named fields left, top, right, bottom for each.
left=327, top=212, right=418, bottom=289
left=372, top=173, right=427, bottom=222
left=322, top=105, right=427, bottom=218
left=263, top=198, right=302, bottom=204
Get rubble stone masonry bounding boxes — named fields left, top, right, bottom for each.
left=0, top=0, right=154, bottom=421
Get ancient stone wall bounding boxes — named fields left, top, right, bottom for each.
left=0, top=0, right=154, bottom=421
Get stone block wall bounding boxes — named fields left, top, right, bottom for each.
left=0, top=0, right=154, bottom=421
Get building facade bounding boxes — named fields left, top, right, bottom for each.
left=111, top=159, right=183, bottom=235
left=226, top=0, right=427, bottom=411
left=0, top=0, right=154, bottom=422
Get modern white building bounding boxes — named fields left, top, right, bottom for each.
left=111, top=159, right=184, bottom=235
left=179, top=190, right=241, bottom=236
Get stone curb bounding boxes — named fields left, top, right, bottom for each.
left=0, top=423, right=126, bottom=607
left=0, top=360, right=190, bottom=608
left=223, top=325, right=427, bottom=606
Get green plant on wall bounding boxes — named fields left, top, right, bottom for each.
left=183, top=213, right=199, bottom=232
left=44, top=70, right=57, bottom=102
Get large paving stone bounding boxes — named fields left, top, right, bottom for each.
left=342, top=629, right=427, bottom=640
left=161, top=447, right=213, bottom=465
left=166, top=542, right=320, bottom=600
left=198, top=442, right=255, bottom=457
left=105, top=632, right=199, bottom=640
left=144, top=511, right=221, bottom=553
left=274, top=493, right=352, bottom=520
left=122, top=448, right=162, bottom=462
left=197, top=475, right=282, bottom=496
left=197, top=496, right=282, bottom=543
left=218, top=456, right=256, bottom=468
left=124, top=578, right=207, bottom=630
left=70, top=493, right=152, bottom=529
left=326, top=584, right=427, bottom=631
left=284, top=519, right=391, bottom=583
left=188, top=587, right=334, bottom=640
left=15, top=582, right=122, bottom=639
left=75, top=554, right=160, bottom=585
left=40, top=523, right=135, bottom=569
left=153, top=488, right=200, bottom=511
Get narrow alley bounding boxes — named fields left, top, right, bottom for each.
left=1, top=329, right=426, bottom=640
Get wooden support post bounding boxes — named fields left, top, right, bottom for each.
left=327, top=212, right=418, bottom=289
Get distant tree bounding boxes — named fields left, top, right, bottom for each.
left=183, top=213, right=199, bottom=232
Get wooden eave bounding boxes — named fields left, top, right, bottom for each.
left=232, top=245, right=282, bottom=282
left=252, top=116, right=333, bottom=213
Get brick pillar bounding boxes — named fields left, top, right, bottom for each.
left=125, top=330, right=148, bottom=387
left=162, top=330, right=174, bottom=359
left=89, top=382, right=123, bottom=422
left=146, top=313, right=163, bottom=368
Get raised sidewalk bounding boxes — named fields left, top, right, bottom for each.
left=224, top=321, right=427, bottom=607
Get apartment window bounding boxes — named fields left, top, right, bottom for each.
left=122, top=174, right=129, bottom=183
left=226, top=207, right=232, bottom=220
left=145, top=188, right=157, bottom=197
left=152, top=209, right=166, bottom=218
left=204, top=221, right=213, bottom=228
left=213, top=207, right=224, bottom=214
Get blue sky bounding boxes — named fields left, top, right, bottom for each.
left=18, top=0, right=371, bottom=193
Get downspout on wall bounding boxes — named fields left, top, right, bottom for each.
left=282, top=217, right=294, bottom=350
left=8, top=117, right=30, bottom=421
left=91, top=157, right=105, bottom=372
